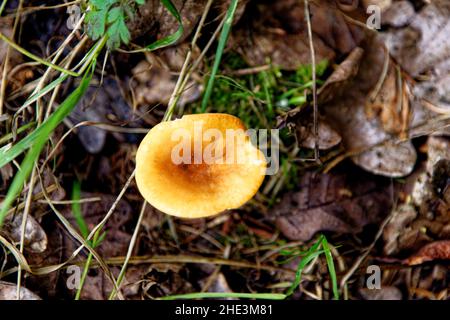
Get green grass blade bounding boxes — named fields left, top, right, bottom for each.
left=0, top=61, right=96, bottom=226
left=22, top=75, right=68, bottom=109
left=71, top=180, right=89, bottom=239
left=0, top=62, right=95, bottom=169
left=0, top=139, right=45, bottom=227
left=321, top=236, right=340, bottom=300
left=200, top=0, right=239, bottom=112
left=285, top=235, right=324, bottom=297
left=0, top=32, right=78, bottom=76
left=0, top=0, right=8, bottom=16
left=0, top=122, right=35, bottom=146
left=161, top=292, right=286, bottom=300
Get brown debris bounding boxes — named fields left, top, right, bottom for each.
left=131, top=46, right=201, bottom=108
left=322, top=35, right=417, bottom=177
left=274, top=170, right=392, bottom=241
left=383, top=137, right=450, bottom=256
left=232, top=0, right=371, bottom=70
left=359, top=286, right=402, bottom=300
left=128, top=0, right=208, bottom=44
left=405, top=240, right=450, bottom=266
left=3, top=214, right=47, bottom=253
left=0, top=281, right=41, bottom=300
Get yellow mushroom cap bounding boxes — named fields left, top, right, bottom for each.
left=135, top=113, right=267, bottom=218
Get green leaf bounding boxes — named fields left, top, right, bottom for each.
left=90, top=0, right=107, bottom=8
left=135, top=0, right=145, bottom=5
left=86, top=9, right=107, bottom=41
left=107, top=6, right=122, bottom=23
left=123, top=3, right=136, bottom=20
left=106, top=19, right=121, bottom=50
left=118, top=19, right=130, bottom=44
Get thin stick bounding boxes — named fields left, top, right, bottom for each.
left=0, top=0, right=24, bottom=115
left=304, top=0, right=319, bottom=161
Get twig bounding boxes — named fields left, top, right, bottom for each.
left=304, top=0, right=319, bottom=162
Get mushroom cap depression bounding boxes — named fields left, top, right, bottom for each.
left=135, top=113, right=267, bottom=218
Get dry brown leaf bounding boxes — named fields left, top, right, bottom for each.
left=233, top=0, right=366, bottom=70
left=381, top=0, right=450, bottom=134
left=322, top=35, right=417, bottom=177
left=405, top=240, right=450, bottom=266
left=383, top=203, right=417, bottom=256
left=383, top=137, right=450, bottom=256
left=3, top=214, right=47, bottom=253
left=297, top=118, right=342, bottom=150
left=0, top=163, right=13, bottom=187
left=234, top=31, right=335, bottom=71
left=318, top=47, right=364, bottom=104
left=381, top=1, right=414, bottom=28
left=0, top=281, right=41, bottom=300
left=69, top=77, right=136, bottom=154
left=359, top=286, right=402, bottom=300
left=274, top=170, right=392, bottom=241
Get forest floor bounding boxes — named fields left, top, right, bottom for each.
left=0, top=0, right=448, bottom=300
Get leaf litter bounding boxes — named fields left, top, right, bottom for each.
left=0, top=0, right=449, bottom=300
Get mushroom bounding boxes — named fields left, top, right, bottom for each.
left=135, top=113, right=267, bottom=218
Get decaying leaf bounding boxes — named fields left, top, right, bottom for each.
left=405, top=240, right=450, bottom=266
left=383, top=203, right=417, bottom=256
left=0, top=281, right=41, bottom=300
left=274, top=170, right=392, bottom=241
left=381, top=1, right=414, bottom=28
left=3, top=214, right=47, bottom=253
left=70, top=77, right=137, bottom=154
left=383, top=137, right=450, bottom=256
left=318, top=47, right=364, bottom=104
left=232, top=0, right=369, bottom=70
left=381, top=0, right=450, bottom=134
left=359, top=286, right=402, bottom=300
left=297, top=117, right=342, bottom=150
left=322, top=35, right=417, bottom=177
left=383, top=0, right=450, bottom=78
left=234, top=30, right=335, bottom=71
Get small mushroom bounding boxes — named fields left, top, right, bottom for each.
left=135, top=113, right=267, bottom=218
